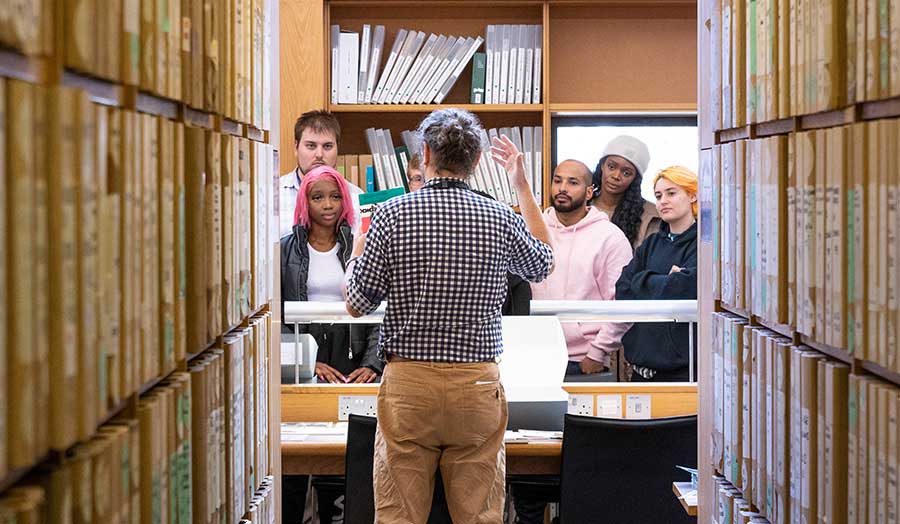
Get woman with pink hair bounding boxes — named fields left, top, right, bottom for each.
left=280, top=165, right=382, bottom=384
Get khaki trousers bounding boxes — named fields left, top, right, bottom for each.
left=374, top=361, right=508, bottom=524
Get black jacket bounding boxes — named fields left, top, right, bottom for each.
left=504, top=273, right=531, bottom=316
left=615, top=222, right=698, bottom=371
left=280, top=222, right=383, bottom=375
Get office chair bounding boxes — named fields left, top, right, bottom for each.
left=558, top=414, right=697, bottom=524
left=344, top=414, right=452, bottom=524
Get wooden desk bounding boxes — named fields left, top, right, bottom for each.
left=282, top=383, right=698, bottom=422
left=282, top=427, right=562, bottom=476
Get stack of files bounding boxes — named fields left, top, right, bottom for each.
left=365, top=127, right=410, bottom=191
left=480, top=24, right=542, bottom=105
left=470, top=126, right=542, bottom=209
left=332, top=24, right=484, bottom=104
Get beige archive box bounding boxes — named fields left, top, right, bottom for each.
left=751, top=328, right=766, bottom=513
left=63, top=0, right=96, bottom=73
left=799, top=351, right=824, bottom=524
left=772, top=339, right=791, bottom=524
left=224, top=334, right=246, bottom=524
left=848, top=123, right=868, bottom=360
left=867, top=380, right=879, bottom=524
left=185, top=125, right=208, bottom=353
left=119, top=109, right=137, bottom=398
left=46, top=85, right=80, bottom=452
left=121, top=0, right=140, bottom=85
left=825, top=126, right=848, bottom=349
left=160, top=118, right=177, bottom=375
left=206, top=130, right=224, bottom=340
left=239, top=138, right=252, bottom=317
left=190, top=356, right=210, bottom=524
left=885, top=120, right=900, bottom=373
left=889, top=387, right=900, bottom=524
left=174, top=122, right=187, bottom=364
left=0, top=485, right=46, bottom=523
left=813, top=129, right=827, bottom=344
left=243, top=326, right=257, bottom=500
left=0, top=77, right=5, bottom=478
left=32, top=84, right=51, bottom=460
left=871, top=120, right=887, bottom=367
left=74, top=90, right=100, bottom=442
left=711, top=313, right=725, bottom=474
left=787, top=134, right=797, bottom=327
left=105, top=108, right=123, bottom=406
left=204, top=0, right=223, bottom=112
left=222, top=135, right=237, bottom=328
left=848, top=374, right=861, bottom=524
left=4, top=79, right=37, bottom=469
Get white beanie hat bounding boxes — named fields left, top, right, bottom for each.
left=600, top=135, right=651, bottom=176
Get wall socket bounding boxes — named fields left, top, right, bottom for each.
left=568, top=394, right=594, bottom=416
left=338, top=395, right=377, bottom=420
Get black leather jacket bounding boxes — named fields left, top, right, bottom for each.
left=280, top=222, right=383, bottom=375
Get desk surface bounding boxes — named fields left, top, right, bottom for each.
left=281, top=423, right=562, bottom=475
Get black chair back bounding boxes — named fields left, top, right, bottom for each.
left=345, top=414, right=378, bottom=523
left=344, top=414, right=452, bottom=524
left=559, top=414, right=698, bottom=524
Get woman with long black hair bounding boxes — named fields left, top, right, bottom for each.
left=591, top=135, right=661, bottom=249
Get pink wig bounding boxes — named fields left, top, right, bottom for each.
left=293, top=165, right=356, bottom=231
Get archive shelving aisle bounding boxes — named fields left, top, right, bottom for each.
left=0, top=1, right=282, bottom=522
left=698, top=1, right=900, bottom=523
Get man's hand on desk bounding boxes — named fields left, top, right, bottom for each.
left=579, top=356, right=606, bottom=375
left=316, top=362, right=348, bottom=384
left=346, top=367, right=377, bottom=384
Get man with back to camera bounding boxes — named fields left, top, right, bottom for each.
left=279, top=109, right=364, bottom=237
left=344, top=108, right=554, bottom=523
left=531, top=159, right=633, bottom=378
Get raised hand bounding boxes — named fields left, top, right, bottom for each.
left=490, top=134, right=529, bottom=190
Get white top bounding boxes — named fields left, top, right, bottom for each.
left=280, top=168, right=364, bottom=239
left=306, top=243, right=345, bottom=302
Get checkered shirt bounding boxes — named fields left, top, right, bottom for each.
left=346, top=177, right=553, bottom=362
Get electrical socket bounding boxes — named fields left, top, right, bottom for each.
left=596, top=394, right=623, bottom=418
left=338, top=395, right=378, bottom=420
left=567, top=394, right=594, bottom=416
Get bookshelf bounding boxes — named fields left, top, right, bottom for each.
left=279, top=0, right=698, bottom=205
left=0, top=0, right=282, bottom=521
left=698, top=0, right=900, bottom=522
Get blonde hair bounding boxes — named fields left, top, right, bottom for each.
left=653, top=166, right=698, bottom=217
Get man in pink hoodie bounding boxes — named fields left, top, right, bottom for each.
left=531, top=159, right=633, bottom=376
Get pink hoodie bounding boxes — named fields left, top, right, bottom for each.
left=531, top=206, right=634, bottom=364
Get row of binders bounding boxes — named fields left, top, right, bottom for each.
left=0, top=313, right=275, bottom=524
left=0, top=78, right=275, bottom=479
left=360, top=126, right=543, bottom=207
left=706, top=118, right=900, bottom=372
left=711, top=313, right=853, bottom=524
left=712, top=0, right=900, bottom=129
left=0, top=0, right=272, bottom=128
left=333, top=25, right=484, bottom=105
left=474, top=24, right=543, bottom=105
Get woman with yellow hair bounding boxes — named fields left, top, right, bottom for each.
left=615, top=166, right=698, bottom=382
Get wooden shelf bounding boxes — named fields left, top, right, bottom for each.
left=799, top=335, right=854, bottom=365
left=136, top=92, right=180, bottom=120
left=61, top=70, right=123, bottom=107
left=329, top=103, right=544, bottom=113
left=0, top=49, right=47, bottom=83
left=860, top=359, right=900, bottom=387
left=756, top=117, right=797, bottom=137
left=220, top=117, right=244, bottom=137
left=246, top=125, right=265, bottom=141
left=672, top=482, right=698, bottom=517
left=716, top=125, right=751, bottom=143
left=183, top=106, right=215, bottom=129
left=860, top=96, right=900, bottom=120
left=718, top=302, right=750, bottom=319
left=0, top=452, right=56, bottom=494
left=550, top=102, right=697, bottom=114
left=799, top=106, right=856, bottom=130
left=754, top=315, right=795, bottom=340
